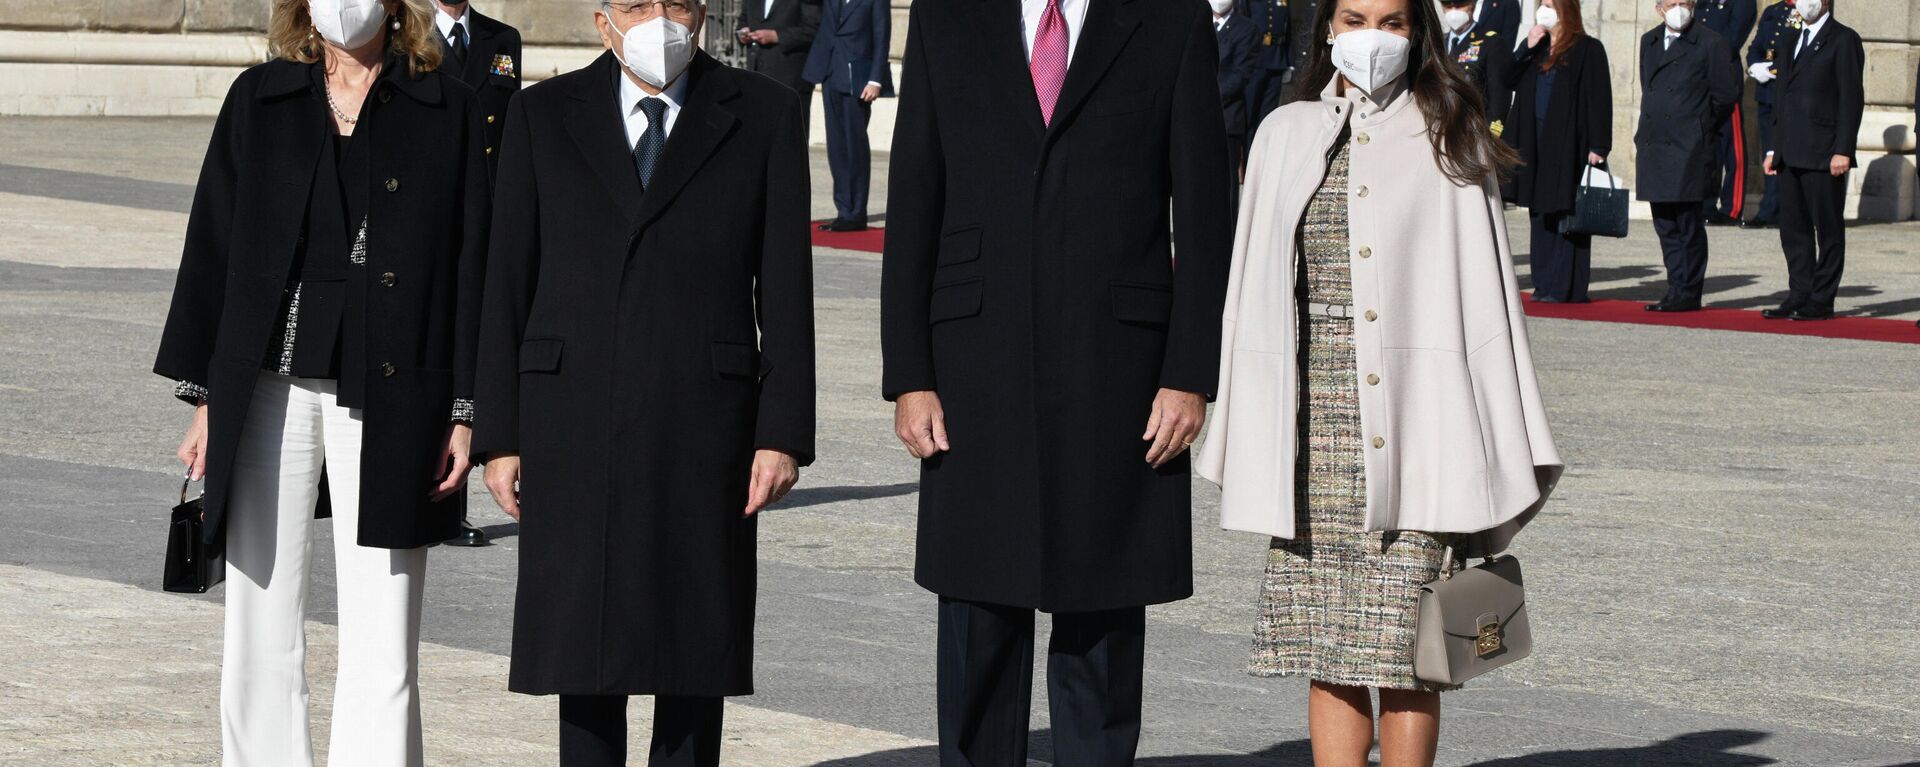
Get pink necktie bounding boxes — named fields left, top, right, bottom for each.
left=1031, top=0, right=1068, bottom=125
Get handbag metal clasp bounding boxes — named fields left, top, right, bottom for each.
left=1475, top=619, right=1503, bottom=658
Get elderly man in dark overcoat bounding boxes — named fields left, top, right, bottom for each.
left=881, top=0, right=1233, bottom=763
left=471, top=1, right=815, bottom=765
left=1636, top=0, right=1742, bottom=312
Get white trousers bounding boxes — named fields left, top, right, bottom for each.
left=221, top=373, right=429, bottom=767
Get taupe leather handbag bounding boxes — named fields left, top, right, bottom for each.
left=1413, top=554, right=1530, bottom=685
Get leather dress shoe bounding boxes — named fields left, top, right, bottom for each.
left=1739, top=217, right=1774, bottom=230
left=826, top=218, right=869, bottom=232
left=1531, top=295, right=1565, bottom=304
left=1789, top=306, right=1834, bottom=321
left=1760, top=303, right=1805, bottom=319
left=817, top=218, right=847, bottom=231
left=1704, top=212, right=1739, bottom=226
left=1645, top=299, right=1701, bottom=312
left=446, top=522, right=490, bottom=547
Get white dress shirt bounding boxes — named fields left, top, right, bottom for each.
left=1795, top=12, right=1828, bottom=57
left=1022, top=0, right=1089, bottom=65
left=1664, top=28, right=1680, bottom=50
left=620, top=69, right=691, bottom=151
left=434, top=5, right=469, bottom=46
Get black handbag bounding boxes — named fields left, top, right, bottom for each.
left=164, top=477, right=225, bottom=594
left=1558, top=164, right=1630, bottom=239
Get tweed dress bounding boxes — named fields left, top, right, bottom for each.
left=1246, top=139, right=1457, bottom=692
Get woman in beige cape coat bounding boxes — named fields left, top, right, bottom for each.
left=1195, top=0, right=1563, bottom=761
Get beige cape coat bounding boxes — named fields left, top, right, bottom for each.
left=1195, top=81, right=1564, bottom=557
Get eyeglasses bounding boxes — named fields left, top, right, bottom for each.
left=606, top=0, right=699, bottom=21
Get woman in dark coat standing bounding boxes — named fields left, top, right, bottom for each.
left=156, top=1, right=489, bottom=763
left=1503, top=0, right=1611, bottom=303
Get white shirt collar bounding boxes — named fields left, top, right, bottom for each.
left=434, top=5, right=470, bottom=41
left=618, top=66, right=692, bottom=147
left=1022, top=0, right=1090, bottom=64
left=1799, top=12, right=1829, bottom=41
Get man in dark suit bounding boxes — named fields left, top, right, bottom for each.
left=1441, top=0, right=1515, bottom=130
left=475, top=2, right=815, bottom=765
left=432, top=0, right=520, bottom=545
left=1635, top=0, right=1742, bottom=312
left=1237, top=0, right=1290, bottom=128
left=1214, top=0, right=1257, bottom=176
left=736, top=0, right=822, bottom=113
left=1478, top=0, right=1523, bottom=41
left=1741, top=0, right=1798, bottom=229
left=803, top=0, right=892, bottom=232
left=881, top=0, right=1232, bottom=763
left=1696, top=0, right=1758, bottom=225
left=1760, top=0, right=1862, bottom=321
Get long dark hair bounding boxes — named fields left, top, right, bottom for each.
left=1540, top=0, right=1588, bottom=72
left=1294, top=0, right=1521, bottom=185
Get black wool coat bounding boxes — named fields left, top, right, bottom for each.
left=437, top=8, right=523, bottom=174
left=1504, top=34, right=1613, bottom=215
left=1770, top=17, right=1864, bottom=170
left=154, top=59, right=490, bottom=550
left=739, top=0, right=824, bottom=96
left=882, top=0, right=1234, bottom=613
left=472, top=52, right=815, bottom=697
left=1635, top=24, right=1742, bottom=202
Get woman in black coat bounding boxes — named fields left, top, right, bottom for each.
left=155, top=1, right=488, bottom=762
left=1503, top=0, right=1611, bottom=303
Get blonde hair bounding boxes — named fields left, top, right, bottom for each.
left=268, top=0, right=444, bottom=77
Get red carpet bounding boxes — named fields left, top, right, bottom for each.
left=810, top=223, right=1918, bottom=345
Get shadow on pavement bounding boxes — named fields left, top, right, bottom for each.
left=777, top=482, right=919, bottom=510
left=808, top=730, right=1313, bottom=766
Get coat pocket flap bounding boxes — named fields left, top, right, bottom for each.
left=1110, top=283, right=1174, bottom=325
left=711, top=341, right=764, bottom=379
left=928, top=279, right=985, bottom=325
left=937, top=225, right=983, bottom=267
left=519, top=337, right=563, bottom=373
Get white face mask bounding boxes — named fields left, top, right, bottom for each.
left=1443, top=8, right=1474, bottom=32
left=1664, top=5, right=1692, bottom=30
left=1535, top=5, right=1560, bottom=29
left=609, top=14, right=696, bottom=90
left=1208, top=0, right=1235, bottom=15
left=1328, top=28, right=1411, bottom=95
left=1797, top=0, right=1822, bottom=21
left=309, top=0, right=388, bottom=51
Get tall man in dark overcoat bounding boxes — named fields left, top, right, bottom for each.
left=1636, top=0, right=1742, bottom=312
left=802, top=0, right=892, bottom=231
left=473, top=1, right=816, bottom=765
left=881, top=0, right=1232, bottom=763
left=1760, top=0, right=1862, bottom=321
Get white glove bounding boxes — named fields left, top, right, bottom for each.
left=1749, top=62, right=1775, bottom=83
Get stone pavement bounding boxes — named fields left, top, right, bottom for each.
left=0, top=117, right=1917, bottom=766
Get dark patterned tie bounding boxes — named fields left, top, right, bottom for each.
left=632, top=97, right=668, bottom=191
left=448, top=23, right=468, bottom=72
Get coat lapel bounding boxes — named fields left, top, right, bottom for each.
left=565, top=53, right=645, bottom=228
left=983, top=0, right=1046, bottom=139
left=835, top=0, right=864, bottom=31
left=1782, top=20, right=1831, bottom=88
left=1045, top=0, right=1141, bottom=141
left=632, top=53, right=741, bottom=234
left=463, top=14, right=499, bottom=86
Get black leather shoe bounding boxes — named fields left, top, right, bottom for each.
left=1532, top=295, right=1564, bottom=304
left=1789, top=306, right=1834, bottom=321
left=1760, top=303, right=1804, bottom=319
left=1739, top=218, right=1774, bottom=230
left=1645, top=299, right=1701, bottom=312
left=1704, top=212, right=1739, bottom=226
left=446, top=522, right=490, bottom=547
left=817, top=218, right=847, bottom=231
left=826, top=218, right=869, bottom=232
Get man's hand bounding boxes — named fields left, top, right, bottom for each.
left=736, top=26, right=752, bottom=43
left=752, top=29, right=780, bottom=45
left=860, top=83, right=882, bottom=103
left=176, top=403, right=209, bottom=481
left=484, top=454, right=522, bottom=520
left=1142, top=388, right=1206, bottom=468
left=1830, top=154, right=1851, bottom=177
left=1764, top=151, right=1777, bottom=176
left=1747, top=62, right=1775, bottom=83
left=431, top=423, right=474, bottom=501
left=744, top=449, right=800, bottom=517
left=894, top=390, right=950, bottom=459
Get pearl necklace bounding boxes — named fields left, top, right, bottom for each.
left=324, top=80, right=359, bottom=125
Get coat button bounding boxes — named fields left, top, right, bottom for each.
left=378, top=89, right=392, bottom=104
left=380, top=363, right=396, bottom=377
left=1373, top=436, right=1386, bottom=449
left=379, top=271, right=396, bottom=287
left=1355, top=132, right=1370, bottom=145
left=486, top=114, right=496, bottom=124
left=1367, top=373, right=1380, bottom=386
left=385, top=178, right=400, bottom=192
left=1356, top=185, right=1370, bottom=198
left=1364, top=310, right=1378, bottom=322
left=486, top=146, right=494, bottom=156
left=1358, top=246, right=1372, bottom=259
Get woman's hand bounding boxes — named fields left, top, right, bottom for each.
left=431, top=423, right=474, bottom=501
left=1527, top=24, right=1549, bottom=48
left=744, top=449, right=800, bottom=517
left=176, top=403, right=209, bottom=481
left=484, top=454, right=521, bottom=520
left=1587, top=151, right=1605, bottom=166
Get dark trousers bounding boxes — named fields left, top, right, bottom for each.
left=936, top=597, right=1146, bottom=767
left=558, top=694, right=724, bottom=767
left=822, top=85, right=872, bottom=222
left=1649, top=201, right=1709, bottom=302
left=1527, top=211, right=1592, bottom=302
left=1754, top=99, right=1779, bottom=222
left=1776, top=165, right=1849, bottom=310
left=1711, top=106, right=1748, bottom=218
